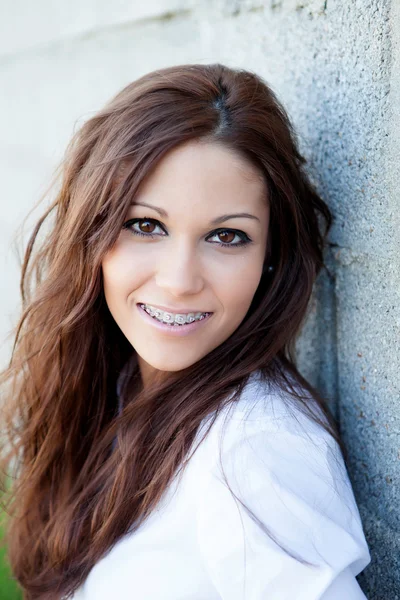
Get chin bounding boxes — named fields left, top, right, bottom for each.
left=149, top=358, right=198, bottom=372
left=138, top=349, right=206, bottom=374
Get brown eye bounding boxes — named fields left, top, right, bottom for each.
left=139, top=219, right=156, bottom=234
left=122, top=217, right=165, bottom=238
left=218, top=231, right=235, bottom=244
left=207, top=228, right=251, bottom=247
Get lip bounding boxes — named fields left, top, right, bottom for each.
left=137, top=303, right=211, bottom=314
left=137, top=303, right=213, bottom=336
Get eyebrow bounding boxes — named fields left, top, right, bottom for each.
left=131, top=202, right=261, bottom=224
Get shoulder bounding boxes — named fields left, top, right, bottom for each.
left=197, top=369, right=336, bottom=461
left=197, top=370, right=357, bottom=526
left=190, top=371, right=371, bottom=598
left=190, top=369, right=359, bottom=547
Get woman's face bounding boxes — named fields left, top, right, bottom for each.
left=102, top=139, right=269, bottom=387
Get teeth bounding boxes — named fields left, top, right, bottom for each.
left=140, top=304, right=209, bottom=325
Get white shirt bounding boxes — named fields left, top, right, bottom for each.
left=72, top=370, right=371, bottom=599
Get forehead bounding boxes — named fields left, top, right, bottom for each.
left=133, top=139, right=268, bottom=215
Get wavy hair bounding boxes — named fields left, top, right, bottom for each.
left=1, top=63, right=341, bottom=599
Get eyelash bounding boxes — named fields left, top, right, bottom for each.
left=122, top=217, right=252, bottom=248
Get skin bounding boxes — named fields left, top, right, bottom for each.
left=102, top=139, right=270, bottom=389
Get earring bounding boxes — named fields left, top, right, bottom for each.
left=263, top=264, right=274, bottom=273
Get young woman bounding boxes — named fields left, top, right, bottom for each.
left=0, top=63, right=371, bottom=599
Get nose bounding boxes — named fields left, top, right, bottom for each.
left=154, top=239, right=205, bottom=297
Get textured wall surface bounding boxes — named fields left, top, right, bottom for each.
left=0, top=1, right=398, bottom=596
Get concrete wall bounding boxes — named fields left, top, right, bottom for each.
left=0, top=1, right=398, bottom=596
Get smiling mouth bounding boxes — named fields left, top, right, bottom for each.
left=138, top=303, right=212, bottom=326
left=137, top=303, right=213, bottom=334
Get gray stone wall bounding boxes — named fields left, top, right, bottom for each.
left=0, top=1, right=398, bottom=596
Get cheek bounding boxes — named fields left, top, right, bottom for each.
left=215, top=255, right=263, bottom=314
left=101, top=244, right=147, bottom=306
left=102, top=253, right=125, bottom=304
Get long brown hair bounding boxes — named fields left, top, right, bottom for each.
left=1, top=63, right=341, bottom=599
